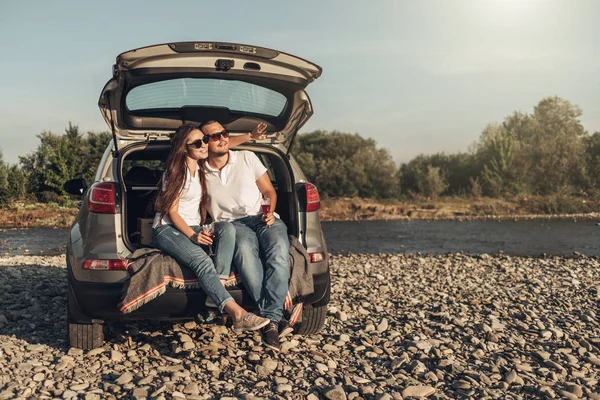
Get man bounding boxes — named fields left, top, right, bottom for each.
left=200, top=120, right=291, bottom=351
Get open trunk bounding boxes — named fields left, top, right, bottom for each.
left=119, top=142, right=299, bottom=249
left=99, top=41, right=321, bottom=154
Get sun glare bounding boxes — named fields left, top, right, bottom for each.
left=474, top=0, right=544, bottom=25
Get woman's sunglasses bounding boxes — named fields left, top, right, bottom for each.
left=186, top=130, right=230, bottom=148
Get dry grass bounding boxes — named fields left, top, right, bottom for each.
left=0, top=195, right=598, bottom=228
left=319, top=195, right=600, bottom=221
left=0, top=203, right=78, bottom=228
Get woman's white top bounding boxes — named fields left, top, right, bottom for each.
left=152, top=165, right=202, bottom=228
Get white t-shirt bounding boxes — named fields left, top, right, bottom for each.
left=204, top=150, right=267, bottom=222
left=152, top=165, right=203, bottom=228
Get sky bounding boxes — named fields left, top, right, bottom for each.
left=1, top=0, right=599, bottom=165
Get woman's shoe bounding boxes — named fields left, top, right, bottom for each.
left=233, top=313, right=270, bottom=333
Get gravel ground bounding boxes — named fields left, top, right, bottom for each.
left=1, top=253, right=599, bottom=399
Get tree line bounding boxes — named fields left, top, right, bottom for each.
left=1, top=96, right=599, bottom=205
left=293, top=96, right=600, bottom=200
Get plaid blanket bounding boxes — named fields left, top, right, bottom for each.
left=117, top=248, right=199, bottom=314
left=118, top=235, right=313, bottom=325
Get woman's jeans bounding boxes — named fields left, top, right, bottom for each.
left=152, top=222, right=235, bottom=311
left=232, top=216, right=289, bottom=322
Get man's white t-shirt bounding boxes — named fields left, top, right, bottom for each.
left=152, top=165, right=203, bottom=228
left=204, top=150, right=267, bottom=222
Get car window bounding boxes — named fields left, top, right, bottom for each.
left=126, top=78, right=287, bottom=117
left=122, top=160, right=164, bottom=186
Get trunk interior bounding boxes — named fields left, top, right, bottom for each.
left=120, top=142, right=298, bottom=250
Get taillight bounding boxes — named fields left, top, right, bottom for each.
left=309, top=252, right=325, bottom=263
left=305, top=183, right=320, bottom=212
left=83, top=259, right=128, bottom=271
left=88, top=182, right=116, bottom=214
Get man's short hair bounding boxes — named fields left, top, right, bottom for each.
left=199, top=120, right=219, bottom=131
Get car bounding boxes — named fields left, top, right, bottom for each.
left=63, top=41, right=330, bottom=350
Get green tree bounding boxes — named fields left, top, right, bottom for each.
left=19, top=123, right=111, bottom=202
left=292, top=131, right=400, bottom=198
left=473, top=97, right=590, bottom=196
left=478, top=126, right=519, bottom=196
left=398, top=152, right=479, bottom=196
left=0, top=151, right=8, bottom=204
left=586, top=132, right=600, bottom=191
left=416, top=165, right=448, bottom=199
left=0, top=151, right=28, bottom=204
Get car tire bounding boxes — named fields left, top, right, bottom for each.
left=68, top=322, right=104, bottom=350
left=294, top=304, right=327, bottom=335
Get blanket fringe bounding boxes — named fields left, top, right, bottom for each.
left=119, top=278, right=200, bottom=314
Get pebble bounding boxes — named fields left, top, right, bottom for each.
left=277, top=384, right=293, bottom=393
left=0, top=253, right=599, bottom=399
left=324, top=385, right=347, bottom=400
left=86, top=348, right=105, bottom=357
left=114, top=372, right=133, bottom=385
left=402, top=385, right=436, bottom=397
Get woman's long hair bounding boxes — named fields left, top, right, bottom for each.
left=155, top=124, right=208, bottom=223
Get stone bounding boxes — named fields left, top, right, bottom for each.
left=131, top=388, right=149, bottom=399
left=566, top=384, right=583, bottom=398
left=110, top=350, right=123, bottom=362
left=62, top=390, right=77, bottom=399
left=402, top=385, right=436, bottom=398
left=324, top=385, right=347, bottom=400
left=115, top=372, right=133, bottom=385
left=277, top=384, right=293, bottom=393
left=183, top=382, right=200, bottom=395
left=377, top=318, right=389, bottom=332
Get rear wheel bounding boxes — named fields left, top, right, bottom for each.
left=68, top=322, right=104, bottom=350
left=294, top=304, right=327, bottom=335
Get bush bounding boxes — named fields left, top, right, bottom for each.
left=416, top=165, right=448, bottom=199
left=39, top=191, right=64, bottom=204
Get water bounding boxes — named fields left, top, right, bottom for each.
left=0, top=227, right=68, bottom=256
left=322, top=219, right=600, bottom=256
left=0, top=220, right=599, bottom=256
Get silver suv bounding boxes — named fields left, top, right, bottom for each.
left=63, top=42, right=330, bottom=350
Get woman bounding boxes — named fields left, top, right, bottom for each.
left=152, top=122, right=269, bottom=333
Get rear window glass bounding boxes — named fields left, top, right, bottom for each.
left=126, top=78, right=287, bottom=117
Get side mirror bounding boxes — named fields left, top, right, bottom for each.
left=63, top=178, right=88, bottom=196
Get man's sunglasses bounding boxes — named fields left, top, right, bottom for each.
left=186, top=130, right=229, bottom=148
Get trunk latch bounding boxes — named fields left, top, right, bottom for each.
left=215, top=59, right=234, bottom=71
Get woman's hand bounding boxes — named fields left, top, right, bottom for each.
left=262, top=212, right=275, bottom=227
left=250, top=122, right=268, bottom=140
left=190, top=232, right=213, bottom=246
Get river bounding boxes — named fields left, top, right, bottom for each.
left=1, top=219, right=599, bottom=257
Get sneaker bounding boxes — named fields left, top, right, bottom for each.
left=232, top=313, right=270, bottom=334
left=278, top=318, right=294, bottom=338
left=262, top=321, right=281, bottom=351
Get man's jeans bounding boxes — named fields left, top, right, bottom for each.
left=232, top=215, right=289, bottom=322
left=152, top=222, right=235, bottom=311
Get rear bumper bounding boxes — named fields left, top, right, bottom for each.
left=68, top=270, right=330, bottom=323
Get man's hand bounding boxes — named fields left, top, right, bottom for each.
left=190, top=232, right=213, bottom=246
left=250, top=122, right=268, bottom=140
left=262, top=212, right=275, bottom=227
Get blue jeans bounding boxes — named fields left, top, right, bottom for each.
left=232, top=215, right=289, bottom=322
left=152, top=222, right=236, bottom=311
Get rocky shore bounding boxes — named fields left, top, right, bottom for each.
left=1, top=253, right=600, bottom=399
